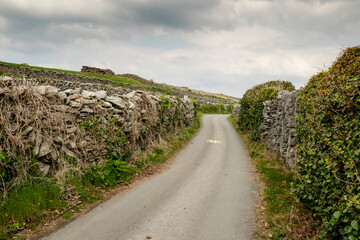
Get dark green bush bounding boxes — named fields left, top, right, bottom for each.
left=238, top=81, right=295, bottom=140
left=294, top=46, right=360, bottom=239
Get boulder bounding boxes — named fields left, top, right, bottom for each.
left=81, top=106, right=94, bottom=114
left=37, top=161, right=50, bottom=175
left=81, top=90, right=95, bottom=98
left=102, top=101, right=112, bottom=108
left=93, top=90, right=107, bottom=100
left=0, top=76, right=13, bottom=81
left=34, top=85, right=60, bottom=95
left=38, top=142, right=52, bottom=158
left=105, top=96, right=126, bottom=109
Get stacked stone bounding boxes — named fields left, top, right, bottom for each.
left=81, top=66, right=115, bottom=76
left=0, top=63, right=115, bottom=85
left=0, top=63, right=236, bottom=106
left=259, top=90, right=298, bottom=168
left=0, top=77, right=195, bottom=175
left=232, top=104, right=241, bottom=121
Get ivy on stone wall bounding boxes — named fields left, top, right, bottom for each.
left=294, top=46, right=360, bottom=239
left=238, top=81, right=295, bottom=140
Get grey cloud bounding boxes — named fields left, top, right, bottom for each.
left=0, top=0, right=359, bottom=98
left=2, top=0, right=359, bottom=46
left=0, top=0, right=235, bottom=43
left=119, top=0, right=235, bottom=30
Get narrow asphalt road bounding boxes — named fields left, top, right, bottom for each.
left=42, top=114, right=255, bottom=240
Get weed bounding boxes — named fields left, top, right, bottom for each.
left=84, top=156, right=135, bottom=187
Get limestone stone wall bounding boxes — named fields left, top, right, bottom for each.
left=81, top=66, right=115, bottom=76
left=233, top=104, right=241, bottom=121
left=0, top=63, right=126, bottom=87
left=259, top=90, right=298, bottom=168
left=0, top=63, right=233, bottom=106
left=0, top=77, right=195, bottom=175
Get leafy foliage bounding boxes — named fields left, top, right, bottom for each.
left=84, top=154, right=135, bottom=187
left=80, top=117, right=134, bottom=187
left=238, top=81, right=295, bottom=140
left=198, top=103, right=233, bottom=114
left=294, top=46, right=360, bottom=239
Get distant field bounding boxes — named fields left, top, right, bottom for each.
left=0, top=61, right=150, bottom=88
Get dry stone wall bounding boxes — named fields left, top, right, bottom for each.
left=0, top=63, right=137, bottom=89
left=233, top=104, right=241, bottom=121
left=0, top=63, right=233, bottom=106
left=81, top=66, right=115, bottom=76
left=259, top=90, right=298, bottom=168
left=0, top=76, right=195, bottom=176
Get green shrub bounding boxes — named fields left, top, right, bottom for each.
left=198, top=103, right=233, bottom=114
left=84, top=155, right=135, bottom=187
left=294, top=46, right=360, bottom=239
left=226, top=104, right=234, bottom=113
left=238, top=81, right=295, bottom=140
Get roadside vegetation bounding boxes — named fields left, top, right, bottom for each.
left=198, top=103, right=233, bottom=114
left=229, top=116, right=315, bottom=239
left=232, top=46, right=360, bottom=239
left=0, top=95, right=201, bottom=240
left=294, top=47, right=360, bottom=239
left=237, top=80, right=294, bottom=141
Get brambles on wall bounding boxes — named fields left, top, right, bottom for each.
left=294, top=46, right=360, bottom=239
left=0, top=79, right=196, bottom=239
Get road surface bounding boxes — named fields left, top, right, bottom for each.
left=43, top=114, right=255, bottom=240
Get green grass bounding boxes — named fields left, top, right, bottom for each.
left=228, top=115, right=315, bottom=239
left=0, top=176, right=105, bottom=240
left=150, top=86, right=172, bottom=95
left=0, top=180, right=66, bottom=239
left=0, top=61, right=149, bottom=88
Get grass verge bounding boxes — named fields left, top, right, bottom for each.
left=228, top=115, right=316, bottom=239
left=0, top=115, right=201, bottom=240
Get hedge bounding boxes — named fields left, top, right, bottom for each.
left=294, top=46, right=360, bottom=239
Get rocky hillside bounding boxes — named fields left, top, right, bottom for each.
left=0, top=62, right=239, bottom=105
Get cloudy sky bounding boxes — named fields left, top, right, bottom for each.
left=0, top=0, right=359, bottom=97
